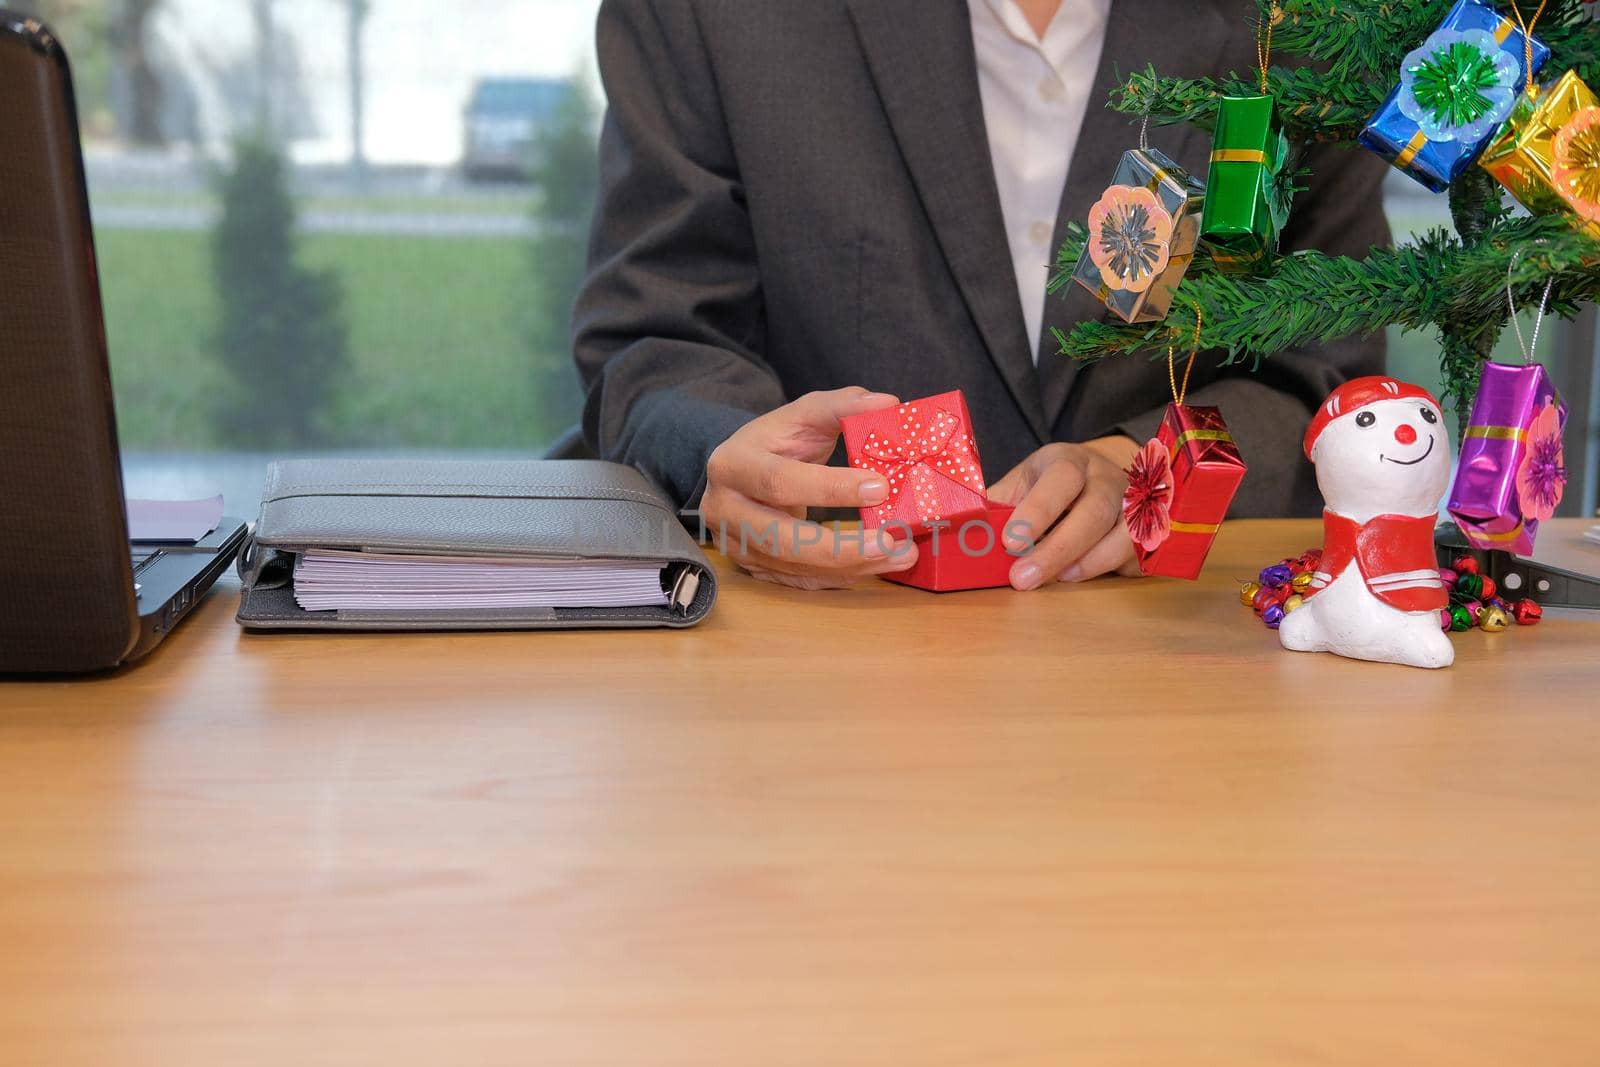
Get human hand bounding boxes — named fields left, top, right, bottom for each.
left=701, top=387, right=919, bottom=590
left=987, top=437, right=1143, bottom=590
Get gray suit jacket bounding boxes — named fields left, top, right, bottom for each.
left=573, top=0, right=1391, bottom=517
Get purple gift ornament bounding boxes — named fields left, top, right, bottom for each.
left=1447, top=362, right=1568, bottom=555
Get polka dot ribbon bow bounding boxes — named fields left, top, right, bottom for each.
left=854, top=403, right=985, bottom=525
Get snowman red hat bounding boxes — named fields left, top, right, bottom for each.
left=1303, top=376, right=1441, bottom=460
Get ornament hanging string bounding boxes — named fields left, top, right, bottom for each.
left=1255, top=3, right=1282, bottom=95
left=1167, top=302, right=1205, bottom=405
left=1509, top=0, right=1549, bottom=96
left=1506, top=246, right=1555, bottom=366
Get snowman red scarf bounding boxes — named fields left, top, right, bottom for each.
left=1304, top=511, right=1447, bottom=613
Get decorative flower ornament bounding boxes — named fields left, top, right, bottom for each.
left=1516, top=399, right=1567, bottom=523
left=1552, top=105, right=1600, bottom=221
left=1086, top=185, right=1173, bottom=294
left=1397, top=28, right=1520, bottom=143
left=1122, top=438, right=1174, bottom=553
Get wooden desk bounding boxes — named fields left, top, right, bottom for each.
left=3, top=519, right=1599, bottom=1066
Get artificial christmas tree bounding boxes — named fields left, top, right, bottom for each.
left=1051, top=0, right=1600, bottom=437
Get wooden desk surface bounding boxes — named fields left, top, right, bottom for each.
left=3, top=519, right=1599, bottom=1066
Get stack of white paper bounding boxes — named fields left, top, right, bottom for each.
left=293, top=550, right=671, bottom=612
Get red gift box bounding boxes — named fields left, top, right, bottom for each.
left=883, top=503, right=1020, bottom=592
left=840, top=391, right=988, bottom=532
left=1135, top=403, right=1246, bottom=580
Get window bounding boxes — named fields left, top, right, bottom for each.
left=35, top=0, right=602, bottom=512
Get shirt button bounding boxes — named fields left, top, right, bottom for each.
left=1038, top=77, right=1064, bottom=103
left=1029, top=221, right=1052, bottom=246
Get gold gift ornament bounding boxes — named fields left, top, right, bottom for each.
left=1479, top=70, right=1600, bottom=239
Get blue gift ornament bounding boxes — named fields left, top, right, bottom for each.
left=1359, top=0, right=1550, bottom=193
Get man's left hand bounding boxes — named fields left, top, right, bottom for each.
left=987, top=437, right=1144, bottom=591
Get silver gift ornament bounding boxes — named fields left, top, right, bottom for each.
left=1073, top=146, right=1206, bottom=325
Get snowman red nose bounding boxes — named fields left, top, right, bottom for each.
left=1393, top=424, right=1418, bottom=445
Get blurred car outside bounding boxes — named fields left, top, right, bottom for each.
left=461, top=76, right=566, bottom=182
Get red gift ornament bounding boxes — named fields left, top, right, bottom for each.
left=1124, top=312, right=1248, bottom=579
left=840, top=391, right=988, bottom=532
left=1130, top=402, right=1246, bottom=579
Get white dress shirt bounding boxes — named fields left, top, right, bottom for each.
left=967, top=0, right=1112, bottom=363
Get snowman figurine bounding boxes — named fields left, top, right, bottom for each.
left=1279, top=376, right=1455, bottom=670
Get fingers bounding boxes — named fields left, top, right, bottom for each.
left=987, top=443, right=1058, bottom=506
left=704, top=489, right=919, bottom=580
left=1057, top=524, right=1138, bottom=583
left=787, top=387, right=901, bottom=429
left=986, top=472, right=1026, bottom=507
left=717, top=452, right=890, bottom=511
left=1002, top=454, right=1086, bottom=555
left=1009, top=479, right=1121, bottom=591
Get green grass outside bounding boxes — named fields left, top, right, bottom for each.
left=96, top=227, right=579, bottom=450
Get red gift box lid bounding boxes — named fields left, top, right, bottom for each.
left=840, top=391, right=988, bottom=531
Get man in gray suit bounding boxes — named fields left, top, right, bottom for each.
left=573, top=0, right=1390, bottom=590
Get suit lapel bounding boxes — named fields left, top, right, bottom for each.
left=844, top=0, right=1048, bottom=443
left=1039, top=0, right=1233, bottom=433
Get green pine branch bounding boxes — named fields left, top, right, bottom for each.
left=1114, top=66, right=1391, bottom=143
left=1266, top=1, right=1597, bottom=85
left=1120, top=2, right=1600, bottom=143
left=1052, top=216, right=1600, bottom=414
left=1081, top=0, right=1600, bottom=421
left=1268, top=1, right=1452, bottom=84
left=1543, top=17, right=1600, bottom=87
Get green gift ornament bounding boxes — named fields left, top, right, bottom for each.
left=1200, top=94, right=1292, bottom=274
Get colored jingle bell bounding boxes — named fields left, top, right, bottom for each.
left=1454, top=572, right=1485, bottom=600
left=1439, top=566, right=1458, bottom=586
left=1290, top=571, right=1314, bottom=593
left=1513, top=598, right=1544, bottom=625
left=1480, top=604, right=1512, bottom=632
left=1462, top=598, right=1484, bottom=624
left=1260, top=563, right=1294, bottom=589
left=1283, top=593, right=1305, bottom=614
left=1452, top=554, right=1479, bottom=575
left=1263, top=602, right=1287, bottom=629
left=1479, top=575, right=1497, bottom=601
left=1253, top=585, right=1276, bottom=614
left=1449, top=604, right=1475, bottom=632
left=1439, top=608, right=1454, bottom=632
left=1240, top=581, right=1262, bottom=607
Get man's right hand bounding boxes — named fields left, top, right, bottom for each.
left=700, top=388, right=920, bottom=590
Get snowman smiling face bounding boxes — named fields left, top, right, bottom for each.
left=1312, top=396, right=1452, bottom=521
